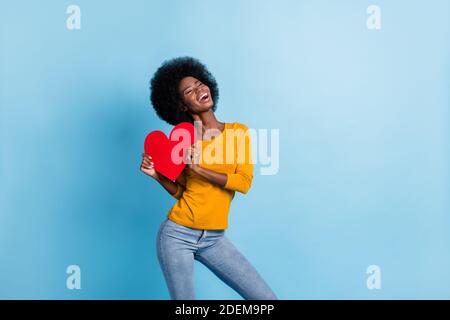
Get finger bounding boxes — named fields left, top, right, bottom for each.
left=141, top=162, right=153, bottom=168
left=185, top=149, right=192, bottom=163
left=142, top=157, right=152, bottom=164
left=144, top=160, right=154, bottom=167
left=142, top=157, right=153, bottom=164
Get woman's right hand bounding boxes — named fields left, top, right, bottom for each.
left=140, top=153, right=159, bottom=180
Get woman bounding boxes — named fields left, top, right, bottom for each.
left=140, top=56, right=277, bottom=300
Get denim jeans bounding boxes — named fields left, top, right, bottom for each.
left=156, top=217, right=278, bottom=300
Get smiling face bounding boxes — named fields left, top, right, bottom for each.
left=178, top=76, right=214, bottom=115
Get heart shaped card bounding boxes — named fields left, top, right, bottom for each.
left=144, top=122, right=197, bottom=181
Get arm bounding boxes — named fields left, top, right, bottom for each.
left=140, top=153, right=184, bottom=199
left=155, top=173, right=184, bottom=199
left=188, top=126, right=254, bottom=194
left=190, top=165, right=252, bottom=194
left=190, top=166, right=227, bottom=187
left=221, top=135, right=253, bottom=194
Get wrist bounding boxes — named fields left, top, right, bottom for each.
left=191, top=165, right=203, bottom=175
left=153, top=173, right=163, bottom=182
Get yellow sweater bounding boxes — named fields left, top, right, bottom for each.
left=167, top=122, right=253, bottom=230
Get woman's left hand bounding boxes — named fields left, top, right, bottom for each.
left=185, top=143, right=201, bottom=172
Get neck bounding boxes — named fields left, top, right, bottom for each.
left=191, top=110, right=222, bottom=130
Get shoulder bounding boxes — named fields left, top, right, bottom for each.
left=227, top=122, right=250, bottom=131
left=226, top=122, right=252, bottom=145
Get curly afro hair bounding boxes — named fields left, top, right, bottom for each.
left=150, top=56, right=219, bottom=126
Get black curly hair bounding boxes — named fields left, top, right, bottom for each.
left=150, top=56, right=219, bottom=126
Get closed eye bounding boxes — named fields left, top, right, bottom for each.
left=184, top=80, right=203, bottom=95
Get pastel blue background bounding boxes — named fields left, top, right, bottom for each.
left=1, top=0, right=449, bottom=299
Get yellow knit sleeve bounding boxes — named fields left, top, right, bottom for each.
left=171, top=169, right=186, bottom=199
left=224, top=124, right=254, bottom=194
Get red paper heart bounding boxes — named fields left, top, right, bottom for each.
left=144, top=122, right=196, bottom=181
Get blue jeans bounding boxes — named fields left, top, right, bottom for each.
left=156, top=217, right=278, bottom=300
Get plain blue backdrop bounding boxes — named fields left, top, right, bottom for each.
left=1, top=0, right=449, bottom=299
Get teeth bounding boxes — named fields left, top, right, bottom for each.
left=199, top=93, right=208, bottom=101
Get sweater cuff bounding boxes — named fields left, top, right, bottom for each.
left=224, top=173, right=242, bottom=192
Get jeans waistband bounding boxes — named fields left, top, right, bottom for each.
left=166, top=218, right=224, bottom=231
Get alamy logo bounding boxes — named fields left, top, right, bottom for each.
left=167, top=121, right=280, bottom=175
left=66, top=5, right=81, bottom=30
left=366, top=265, right=381, bottom=290
left=66, top=265, right=81, bottom=290
left=366, top=5, right=381, bottom=30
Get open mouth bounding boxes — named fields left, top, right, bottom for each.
left=198, top=92, right=210, bottom=103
